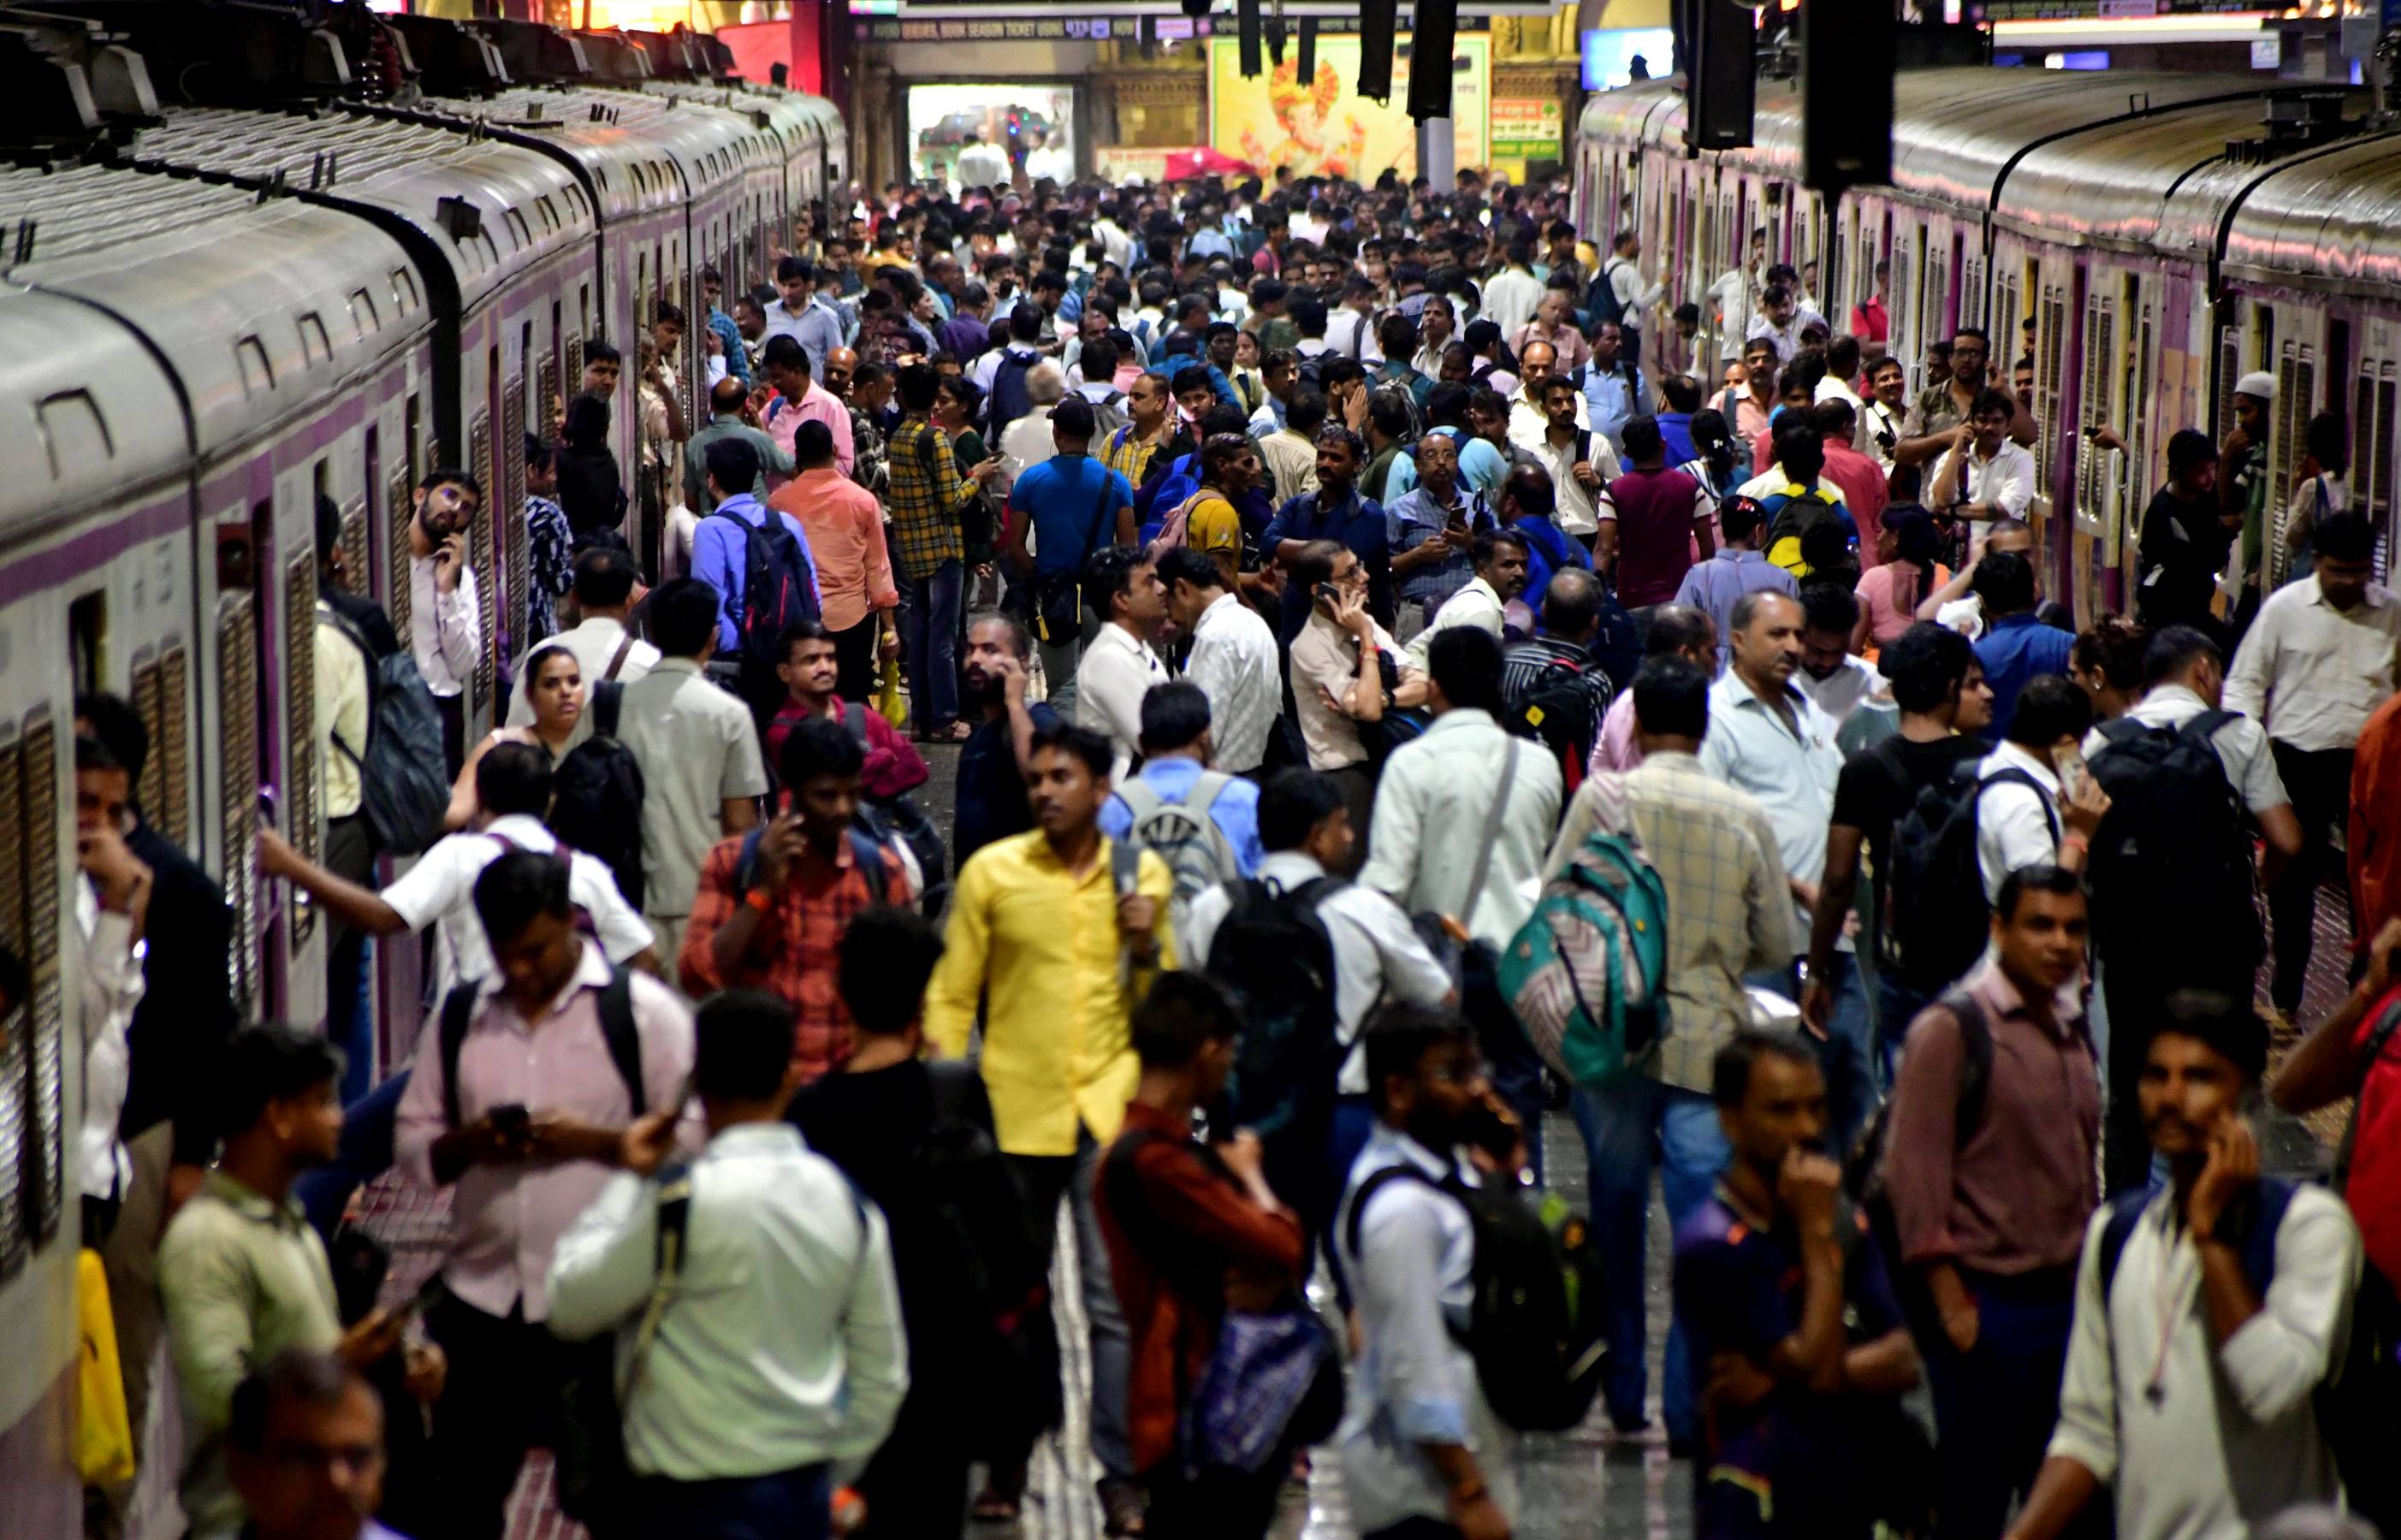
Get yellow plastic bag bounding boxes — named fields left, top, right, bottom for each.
left=77, top=1249, right=135, bottom=1486
left=875, top=654, right=907, bottom=728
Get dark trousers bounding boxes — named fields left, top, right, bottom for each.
left=635, top=1461, right=830, bottom=1540
left=1365, top=1521, right=1466, bottom=1539
left=1145, top=1458, right=1289, bottom=1540
left=324, top=813, right=376, bottom=1104
left=1002, top=1131, right=1132, bottom=1482
left=831, top=612, right=880, bottom=704
left=424, top=1294, right=582, bottom=1540
left=436, top=690, right=466, bottom=776
left=853, top=1378, right=970, bottom=1538
left=2268, top=740, right=2357, bottom=1010
left=1924, top=1265, right=2090, bottom=1540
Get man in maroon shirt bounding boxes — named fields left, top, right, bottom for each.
left=1879, top=864, right=2102, bottom=1540
left=1097, top=972, right=1309, bottom=1540
left=1596, top=415, right=1715, bottom=607
left=762, top=620, right=929, bottom=803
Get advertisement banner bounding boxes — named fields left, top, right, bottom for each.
left=1489, top=97, right=1565, bottom=159
left=1206, top=34, right=1489, bottom=181
left=1094, top=146, right=1182, bottom=184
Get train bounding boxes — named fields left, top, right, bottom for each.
left=1574, top=65, right=2398, bottom=626
left=0, top=2, right=843, bottom=1521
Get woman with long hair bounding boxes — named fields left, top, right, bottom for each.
left=444, top=643, right=584, bottom=830
left=1853, top=503, right=1949, bottom=656
left=554, top=392, right=625, bottom=542
left=1678, top=406, right=1746, bottom=507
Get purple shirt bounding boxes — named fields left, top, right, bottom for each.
left=940, top=313, right=996, bottom=361
left=395, top=944, right=701, bottom=1322
left=1674, top=550, right=1799, bottom=666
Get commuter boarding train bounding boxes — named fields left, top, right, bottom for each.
left=1576, top=66, right=2400, bottom=628
left=0, top=3, right=841, bottom=1515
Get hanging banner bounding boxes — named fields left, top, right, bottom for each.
left=1206, top=33, right=1490, bottom=181
left=1489, top=97, right=1564, bottom=159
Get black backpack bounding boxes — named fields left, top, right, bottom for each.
left=1585, top=258, right=1630, bottom=329
left=712, top=506, right=822, bottom=688
left=1502, top=646, right=1609, bottom=796
left=548, top=682, right=648, bottom=911
left=2085, top=710, right=2262, bottom=987
left=1207, top=875, right=1347, bottom=1215
left=1885, top=763, right=2055, bottom=993
left=324, top=609, right=450, bottom=856
left=1344, top=1164, right=1609, bottom=1432
left=1846, top=991, right=1991, bottom=1340
left=437, top=964, right=643, bottom=1128
left=834, top=702, right=948, bottom=902
left=988, top=348, right=1040, bottom=441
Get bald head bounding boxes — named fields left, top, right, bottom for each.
left=1542, top=566, right=1604, bottom=642
left=709, top=376, right=747, bottom=418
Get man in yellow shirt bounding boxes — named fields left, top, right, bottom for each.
left=1163, top=432, right=1259, bottom=595
left=924, top=721, right=1177, bottom=1530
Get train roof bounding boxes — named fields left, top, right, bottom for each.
left=0, top=158, right=423, bottom=471
left=1997, top=92, right=2370, bottom=255
left=0, top=287, right=191, bottom=536
left=416, top=84, right=767, bottom=222
left=642, top=79, right=827, bottom=156
left=2219, top=129, right=2401, bottom=297
left=122, top=104, right=591, bottom=310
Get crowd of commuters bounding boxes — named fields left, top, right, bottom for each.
left=47, top=154, right=2401, bottom=1540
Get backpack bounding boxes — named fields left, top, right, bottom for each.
left=1087, top=388, right=1129, bottom=441
left=1117, top=773, right=1242, bottom=952
left=836, top=701, right=947, bottom=897
left=1845, top=990, right=1991, bottom=1338
left=988, top=348, right=1040, bottom=441
left=2085, top=711, right=2262, bottom=988
left=1586, top=258, right=1630, bottom=329
left=1885, top=763, right=2055, bottom=993
left=548, top=682, right=648, bottom=912
left=1588, top=583, right=1644, bottom=692
left=437, top=963, right=643, bottom=1128
left=1502, top=647, right=1607, bottom=796
left=2095, top=1176, right=2401, bottom=1529
left=1206, top=874, right=1347, bottom=1215
left=1497, top=820, right=1669, bottom=1089
left=1343, top=1163, right=1610, bottom=1431
left=710, top=506, right=822, bottom=684
left=732, top=821, right=902, bottom=905
left=324, top=609, right=450, bottom=856
left=1147, top=489, right=1211, bottom=561
left=1763, top=485, right=1848, bottom=578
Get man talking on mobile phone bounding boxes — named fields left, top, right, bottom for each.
left=406, top=468, right=484, bottom=773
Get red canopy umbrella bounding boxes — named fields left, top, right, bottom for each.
left=1161, top=146, right=1253, bottom=181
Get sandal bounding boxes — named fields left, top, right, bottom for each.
left=969, top=1489, right=1021, bottom=1525
left=1100, top=1479, right=1147, bottom=1537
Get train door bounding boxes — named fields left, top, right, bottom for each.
left=1889, top=218, right=1918, bottom=393
left=2267, top=299, right=2327, bottom=593
left=2353, top=317, right=2399, bottom=580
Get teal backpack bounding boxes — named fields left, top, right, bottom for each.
left=1497, top=825, right=1669, bottom=1087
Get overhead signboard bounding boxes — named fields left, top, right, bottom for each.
left=1966, top=0, right=2260, bottom=18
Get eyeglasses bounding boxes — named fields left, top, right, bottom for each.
left=263, top=1441, right=383, bottom=1480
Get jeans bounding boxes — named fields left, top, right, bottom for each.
left=323, top=813, right=376, bottom=1105
left=1572, top=1077, right=1731, bottom=1443
left=1923, top=1266, right=2091, bottom=1540
left=1035, top=611, right=1094, bottom=724
left=637, top=1462, right=831, bottom=1540
left=1814, top=952, right=1876, bottom=1158
left=1876, top=975, right=1934, bottom=1088
left=1005, top=1128, right=1134, bottom=1482
left=2268, top=739, right=2356, bottom=1011
left=897, top=560, right=963, bottom=728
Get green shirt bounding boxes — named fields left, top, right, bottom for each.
left=159, top=1171, right=341, bottom=1535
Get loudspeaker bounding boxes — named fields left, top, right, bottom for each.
left=1687, top=0, right=1755, bottom=151
left=1407, top=0, right=1456, bottom=121
left=1296, top=16, right=1315, bottom=79
left=1238, top=0, right=1261, bottom=76
left=1267, top=12, right=1284, bottom=66
left=1801, top=0, right=1892, bottom=190
left=1358, top=0, right=1396, bottom=101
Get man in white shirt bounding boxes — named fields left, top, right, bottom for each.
left=1159, top=548, right=1280, bottom=777
left=258, top=742, right=660, bottom=999
left=1405, top=528, right=1528, bottom=670
left=997, top=364, right=1066, bottom=484
left=1481, top=240, right=1546, bottom=338
left=2004, top=996, right=2360, bottom=1540
left=1744, top=283, right=1812, bottom=366
left=1327, top=278, right=1384, bottom=363
left=406, top=467, right=483, bottom=772
left=548, top=990, right=908, bottom=1530
left=1597, top=229, right=1667, bottom=344
left=2224, top=509, right=2401, bottom=1011
left=1183, top=767, right=1453, bottom=1245
left=505, top=546, right=659, bottom=753
left=1793, top=583, right=1885, bottom=728
left=1073, top=544, right=1171, bottom=782
left=954, top=131, right=1009, bottom=192
left=1974, top=673, right=2108, bottom=903
left=1710, top=233, right=1769, bottom=368
left=1930, top=388, right=2038, bottom=563
left=1505, top=341, right=1590, bottom=453
left=74, top=734, right=149, bottom=1224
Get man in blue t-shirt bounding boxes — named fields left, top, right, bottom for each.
left=1005, top=395, right=1135, bottom=722
left=1674, top=1030, right=1921, bottom=1539
left=1969, top=547, right=2075, bottom=741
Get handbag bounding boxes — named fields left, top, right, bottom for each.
left=1180, top=1305, right=1346, bottom=1478
left=552, top=1162, right=693, bottom=1525
left=75, top=1250, right=134, bottom=1486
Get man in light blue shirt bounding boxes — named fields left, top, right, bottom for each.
left=1385, top=431, right=1498, bottom=639
left=690, top=438, right=821, bottom=655
left=1096, top=682, right=1265, bottom=876
left=763, top=257, right=847, bottom=381
left=1581, top=320, right=1651, bottom=453
left=1675, top=496, right=1798, bottom=664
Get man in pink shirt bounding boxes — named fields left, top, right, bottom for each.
left=1812, top=398, right=1890, bottom=559
left=759, top=334, right=854, bottom=489
left=769, top=420, right=898, bottom=702
left=394, top=850, right=697, bottom=1540
left=1591, top=603, right=1718, bottom=773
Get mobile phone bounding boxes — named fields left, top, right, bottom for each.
left=396, top=1270, right=449, bottom=1326
left=2054, top=740, right=2091, bottom=803
left=1314, top=581, right=1339, bottom=607
left=1459, top=1099, right=1520, bottom=1165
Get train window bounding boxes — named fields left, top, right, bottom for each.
left=536, top=195, right=557, bottom=234
left=234, top=336, right=275, bottom=398
left=469, top=404, right=496, bottom=714
left=505, top=210, right=532, bottom=251
left=0, top=726, right=22, bottom=1280
left=348, top=288, right=380, bottom=338
left=502, top=371, right=527, bottom=663
left=393, top=268, right=421, bottom=311
left=131, top=652, right=163, bottom=827
left=216, top=592, right=260, bottom=1017
left=32, top=390, right=111, bottom=481
left=20, top=710, right=64, bottom=1253
left=67, top=593, right=104, bottom=697
left=156, top=642, right=191, bottom=848
left=282, top=548, right=317, bottom=943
